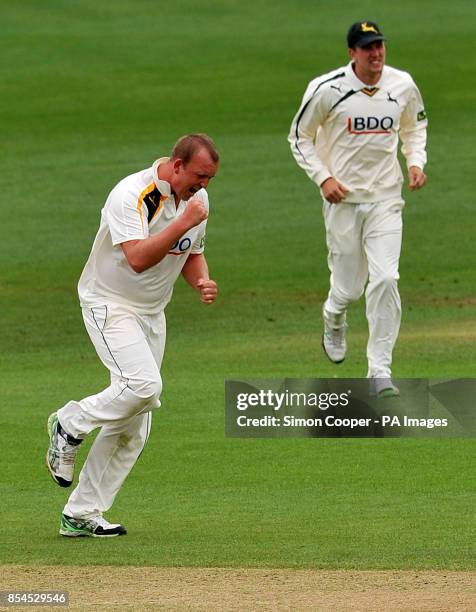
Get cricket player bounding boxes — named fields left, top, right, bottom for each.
left=288, top=21, right=428, bottom=396
left=46, top=134, right=219, bottom=537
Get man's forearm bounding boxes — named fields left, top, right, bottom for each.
left=121, top=197, right=208, bottom=274
left=121, top=217, right=190, bottom=273
left=181, top=253, right=209, bottom=290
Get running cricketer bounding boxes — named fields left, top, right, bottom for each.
left=46, top=134, right=219, bottom=537
left=288, top=21, right=428, bottom=396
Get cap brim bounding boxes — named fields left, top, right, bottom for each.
left=355, top=34, right=386, bottom=48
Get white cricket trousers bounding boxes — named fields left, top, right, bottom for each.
left=322, top=198, right=404, bottom=378
left=57, top=304, right=166, bottom=519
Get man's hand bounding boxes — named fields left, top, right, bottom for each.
left=408, top=166, right=427, bottom=191
left=182, top=198, right=208, bottom=230
left=197, top=278, right=217, bottom=304
left=321, top=177, right=349, bottom=204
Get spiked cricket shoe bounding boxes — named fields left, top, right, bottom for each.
left=46, top=412, right=82, bottom=487
left=322, top=308, right=347, bottom=363
left=60, top=514, right=127, bottom=538
left=370, top=378, right=400, bottom=398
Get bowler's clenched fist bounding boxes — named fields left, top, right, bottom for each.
left=408, top=166, right=427, bottom=191
left=182, top=198, right=208, bottom=230
left=197, top=278, right=217, bottom=304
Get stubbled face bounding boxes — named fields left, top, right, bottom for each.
left=349, top=40, right=386, bottom=83
left=171, top=148, right=219, bottom=201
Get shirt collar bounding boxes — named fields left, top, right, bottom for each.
left=152, top=157, right=173, bottom=198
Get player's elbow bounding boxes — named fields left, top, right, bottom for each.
left=124, top=253, right=149, bottom=274
left=121, top=240, right=167, bottom=273
left=129, top=259, right=149, bottom=274
left=288, top=131, right=300, bottom=153
left=130, top=263, right=146, bottom=274
left=121, top=243, right=149, bottom=273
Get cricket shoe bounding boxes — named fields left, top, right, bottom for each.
left=60, top=514, right=127, bottom=538
left=46, top=412, right=83, bottom=487
left=370, top=378, right=400, bottom=398
left=322, top=308, right=347, bottom=363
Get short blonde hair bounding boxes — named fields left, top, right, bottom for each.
left=171, top=133, right=219, bottom=165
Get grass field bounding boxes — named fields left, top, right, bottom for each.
left=1, top=0, right=475, bottom=584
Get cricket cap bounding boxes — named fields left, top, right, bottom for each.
left=347, top=21, right=386, bottom=48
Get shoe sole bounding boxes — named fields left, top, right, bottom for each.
left=46, top=413, right=72, bottom=488
left=378, top=388, right=400, bottom=398
left=369, top=385, right=400, bottom=398
left=321, top=335, right=345, bottom=364
left=59, top=529, right=125, bottom=538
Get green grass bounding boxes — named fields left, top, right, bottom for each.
left=0, top=0, right=474, bottom=570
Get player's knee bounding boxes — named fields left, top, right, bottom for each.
left=336, top=285, right=364, bottom=303
left=374, top=273, right=398, bottom=291
left=347, top=287, right=365, bottom=302
left=128, top=376, right=162, bottom=407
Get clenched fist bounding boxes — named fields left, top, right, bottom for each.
left=408, top=166, right=427, bottom=191
left=182, top=198, right=208, bottom=230
left=197, top=278, right=217, bottom=304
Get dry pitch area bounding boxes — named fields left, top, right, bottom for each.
left=1, top=566, right=474, bottom=611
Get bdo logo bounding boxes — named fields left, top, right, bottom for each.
left=169, top=237, right=192, bottom=254
left=348, top=116, right=394, bottom=134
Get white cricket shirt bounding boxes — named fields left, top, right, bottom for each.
left=78, top=157, right=208, bottom=314
left=289, top=62, right=428, bottom=203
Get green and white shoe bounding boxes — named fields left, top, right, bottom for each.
left=46, top=412, right=82, bottom=487
left=370, top=378, right=400, bottom=398
left=60, top=514, right=127, bottom=538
